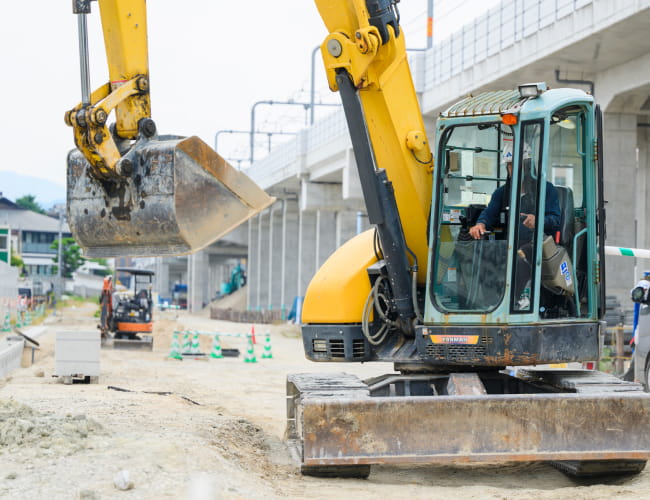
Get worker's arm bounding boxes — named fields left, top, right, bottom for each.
left=469, top=188, right=504, bottom=239
left=543, top=182, right=562, bottom=234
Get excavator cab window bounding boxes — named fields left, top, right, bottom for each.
left=431, top=122, right=512, bottom=312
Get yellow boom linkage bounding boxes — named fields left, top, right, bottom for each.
left=65, top=0, right=274, bottom=258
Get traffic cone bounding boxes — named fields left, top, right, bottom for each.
left=24, top=310, right=32, bottom=326
left=261, top=333, right=273, bottom=359
left=15, top=311, right=22, bottom=329
left=190, top=332, right=201, bottom=354
left=167, top=332, right=183, bottom=360
left=210, top=335, right=223, bottom=359
left=250, top=325, right=257, bottom=345
left=181, top=332, right=191, bottom=354
left=243, top=334, right=257, bottom=363
left=1, top=312, right=11, bottom=332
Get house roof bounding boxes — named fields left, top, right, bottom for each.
left=0, top=203, right=70, bottom=233
left=0, top=197, right=20, bottom=210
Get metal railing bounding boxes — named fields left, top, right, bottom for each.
left=21, top=243, right=57, bottom=254
left=422, top=0, right=594, bottom=90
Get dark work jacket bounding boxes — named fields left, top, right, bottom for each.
left=476, top=181, right=561, bottom=242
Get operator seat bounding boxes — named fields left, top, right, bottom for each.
left=541, top=185, right=577, bottom=315
left=554, top=185, right=574, bottom=249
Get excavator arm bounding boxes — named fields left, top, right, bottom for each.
left=65, top=0, right=274, bottom=258
left=302, top=0, right=433, bottom=329
left=316, top=0, right=433, bottom=270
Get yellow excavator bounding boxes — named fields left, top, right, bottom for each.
left=66, top=0, right=650, bottom=479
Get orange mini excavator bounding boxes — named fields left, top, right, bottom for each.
left=99, top=268, right=155, bottom=350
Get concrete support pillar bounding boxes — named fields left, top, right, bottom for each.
left=247, top=217, right=259, bottom=311
left=154, top=257, right=169, bottom=299
left=257, top=210, right=270, bottom=309
left=336, top=211, right=362, bottom=247
left=298, top=210, right=317, bottom=297
left=282, top=200, right=300, bottom=317
left=207, top=259, right=218, bottom=301
left=256, top=213, right=263, bottom=308
left=316, top=210, right=337, bottom=268
left=186, top=254, right=192, bottom=312
left=267, top=202, right=284, bottom=310
left=188, top=250, right=209, bottom=313
left=603, top=113, right=638, bottom=298
left=638, top=125, right=650, bottom=252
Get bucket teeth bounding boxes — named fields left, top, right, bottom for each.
left=67, top=135, right=275, bottom=257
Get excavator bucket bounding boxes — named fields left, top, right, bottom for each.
left=67, top=135, right=275, bottom=258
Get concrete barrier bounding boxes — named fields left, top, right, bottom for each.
left=0, top=326, right=48, bottom=377
left=0, top=339, right=24, bottom=378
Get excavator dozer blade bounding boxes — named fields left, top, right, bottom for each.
left=286, top=372, right=650, bottom=477
left=67, top=135, right=275, bottom=258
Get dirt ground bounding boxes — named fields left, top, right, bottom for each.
left=0, top=302, right=649, bottom=500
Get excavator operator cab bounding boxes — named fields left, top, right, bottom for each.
left=422, top=84, right=605, bottom=367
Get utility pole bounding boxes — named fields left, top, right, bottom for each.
left=56, top=211, right=63, bottom=299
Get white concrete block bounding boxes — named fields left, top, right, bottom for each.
left=55, top=331, right=101, bottom=377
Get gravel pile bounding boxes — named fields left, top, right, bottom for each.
left=0, top=398, right=102, bottom=451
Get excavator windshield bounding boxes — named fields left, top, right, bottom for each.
left=430, top=123, right=515, bottom=312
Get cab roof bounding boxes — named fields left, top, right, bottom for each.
left=441, top=90, right=523, bottom=118
left=440, top=86, right=593, bottom=119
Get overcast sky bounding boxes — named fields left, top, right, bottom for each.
left=0, top=1, right=497, bottom=186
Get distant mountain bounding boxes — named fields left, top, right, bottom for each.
left=0, top=171, right=66, bottom=210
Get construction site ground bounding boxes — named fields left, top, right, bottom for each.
left=1, top=300, right=649, bottom=500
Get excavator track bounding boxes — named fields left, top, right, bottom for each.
left=517, top=369, right=648, bottom=477
left=286, top=373, right=372, bottom=479
left=286, top=370, right=650, bottom=478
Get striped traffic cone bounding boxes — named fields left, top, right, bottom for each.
left=181, top=332, right=191, bottom=354
left=210, top=335, right=223, bottom=359
left=190, top=332, right=201, bottom=354
left=243, top=334, right=257, bottom=363
left=167, top=332, right=183, bottom=360
left=24, top=310, right=32, bottom=326
left=261, top=333, right=273, bottom=359
left=1, top=312, right=11, bottom=332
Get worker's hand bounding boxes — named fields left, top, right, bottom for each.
left=521, top=213, right=535, bottom=229
left=469, top=223, right=486, bottom=239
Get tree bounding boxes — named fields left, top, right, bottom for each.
left=87, top=257, right=111, bottom=277
left=10, top=252, right=25, bottom=276
left=15, top=194, right=46, bottom=215
left=51, top=237, right=84, bottom=278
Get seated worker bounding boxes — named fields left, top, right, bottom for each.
left=469, top=144, right=561, bottom=309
